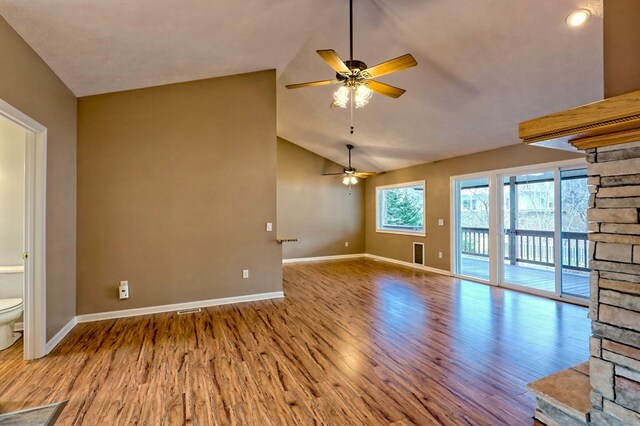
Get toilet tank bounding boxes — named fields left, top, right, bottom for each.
left=0, top=265, right=23, bottom=299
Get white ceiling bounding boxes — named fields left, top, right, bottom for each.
left=0, top=0, right=603, bottom=171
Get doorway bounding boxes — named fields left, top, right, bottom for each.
left=451, top=160, right=589, bottom=304
left=0, top=98, right=47, bottom=359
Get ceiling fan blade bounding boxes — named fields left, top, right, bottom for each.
left=330, top=100, right=338, bottom=108
left=286, top=79, right=337, bottom=89
left=322, top=172, right=346, bottom=176
left=316, top=50, right=350, bottom=74
left=354, top=172, right=377, bottom=178
left=362, top=54, right=417, bottom=79
left=367, top=80, right=406, bottom=98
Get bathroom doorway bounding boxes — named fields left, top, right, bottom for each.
left=0, top=98, right=47, bottom=360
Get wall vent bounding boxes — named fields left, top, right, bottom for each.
left=413, top=242, right=424, bottom=265
left=177, top=308, right=202, bottom=315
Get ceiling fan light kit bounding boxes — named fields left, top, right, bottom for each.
left=324, top=144, right=376, bottom=192
left=286, top=0, right=417, bottom=133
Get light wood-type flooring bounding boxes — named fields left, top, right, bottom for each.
left=0, top=259, right=590, bottom=425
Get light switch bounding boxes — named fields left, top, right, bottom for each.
left=266, top=222, right=273, bottom=232
left=438, top=219, right=444, bottom=226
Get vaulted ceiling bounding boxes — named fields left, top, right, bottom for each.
left=0, top=0, right=603, bottom=171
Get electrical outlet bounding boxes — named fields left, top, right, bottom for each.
left=438, top=219, right=444, bottom=226
left=266, top=222, right=273, bottom=232
left=243, top=269, right=249, bottom=279
left=345, top=242, right=349, bottom=247
left=119, top=281, right=129, bottom=299
left=438, top=252, right=443, bottom=259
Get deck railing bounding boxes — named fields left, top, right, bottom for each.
left=461, top=227, right=589, bottom=272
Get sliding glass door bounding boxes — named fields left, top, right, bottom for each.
left=453, top=177, right=491, bottom=281
left=560, top=169, right=590, bottom=298
left=452, top=162, right=589, bottom=302
left=501, top=171, right=556, bottom=293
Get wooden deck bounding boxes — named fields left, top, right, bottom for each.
left=0, top=259, right=590, bottom=424
left=461, top=256, right=589, bottom=298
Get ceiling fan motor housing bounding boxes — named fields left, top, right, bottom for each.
left=336, top=60, right=368, bottom=81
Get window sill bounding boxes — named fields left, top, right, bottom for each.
left=376, top=229, right=426, bottom=237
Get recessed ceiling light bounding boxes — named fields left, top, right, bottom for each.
left=566, top=9, right=591, bottom=27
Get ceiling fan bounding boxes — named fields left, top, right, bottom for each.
left=285, top=0, right=417, bottom=134
left=323, top=144, right=376, bottom=189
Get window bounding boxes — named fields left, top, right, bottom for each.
left=376, top=181, right=425, bottom=235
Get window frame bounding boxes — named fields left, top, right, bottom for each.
left=375, top=180, right=426, bottom=236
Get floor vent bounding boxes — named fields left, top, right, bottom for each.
left=413, top=242, right=424, bottom=265
left=177, top=308, right=202, bottom=315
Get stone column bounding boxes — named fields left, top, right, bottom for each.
left=588, top=141, right=640, bottom=425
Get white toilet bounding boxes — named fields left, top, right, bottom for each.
left=0, top=298, right=23, bottom=350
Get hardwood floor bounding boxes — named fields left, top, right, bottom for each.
left=0, top=259, right=590, bottom=425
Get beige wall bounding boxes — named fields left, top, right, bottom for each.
left=0, top=116, right=25, bottom=266
left=77, top=70, right=281, bottom=314
left=0, top=16, right=77, bottom=339
left=277, top=138, right=365, bottom=259
left=604, top=0, right=640, bottom=97
left=365, top=144, right=584, bottom=270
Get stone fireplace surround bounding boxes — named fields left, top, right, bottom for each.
left=520, top=90, right=640, bottom=425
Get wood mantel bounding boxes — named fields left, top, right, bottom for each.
left=519, top=90, right=640, bottom=151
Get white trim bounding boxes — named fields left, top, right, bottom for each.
left=375, top=180, right=426, bottom=191
left=0, top=98, right=47, bottom=360
left=375, top=230, right=426, bottom=237
left=450, top=158, right=586, bottom=181
left=44, top=316, right=77, bottom=354
left=282, top=254, right=365, bottom=264
left=364, top=254, right=451, bottom=276
left=76, top=291, right=285, bottom=323
left=450, top=159, right=591, bottom=306
left=375, top=180, right=426, bottom=236
left=282, top=253, right=451, bottom=276
left=553, top=167, right=562, bottom=296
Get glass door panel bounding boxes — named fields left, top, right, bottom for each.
left=455, top=177, right=490, bottom=280
left=502, top=171, right=556, bottom=293
left=560, top=168, right=590, bottom=298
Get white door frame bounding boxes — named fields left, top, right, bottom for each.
left=450, top=159, right=589, bottom=306
left=0, top=98, right=47, bottom=360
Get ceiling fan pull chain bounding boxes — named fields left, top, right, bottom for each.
left=350, top=87, right=355, bottom=134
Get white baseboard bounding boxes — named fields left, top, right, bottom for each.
left=76, top=291, right=285, bottom=323
left=283, top=253, right=365, bottom=264
left=364, top=253, right=451, bottom=276
left=282, top=252, right=451, bottom=277
left=14, top=322, right=23, bottom=332
left=45, top=316, right=78, bottom=354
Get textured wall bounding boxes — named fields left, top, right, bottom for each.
left=77, top=70, right=281, bottom=314
left=277, top=138, right=365, bottom=259
left=604, top=0, right=640, bottom=97
left=0, top=117, right=25, bottom=266
left=365, top=143, right=584, bottom=270
left=0, top=16, right=77, bottom=340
